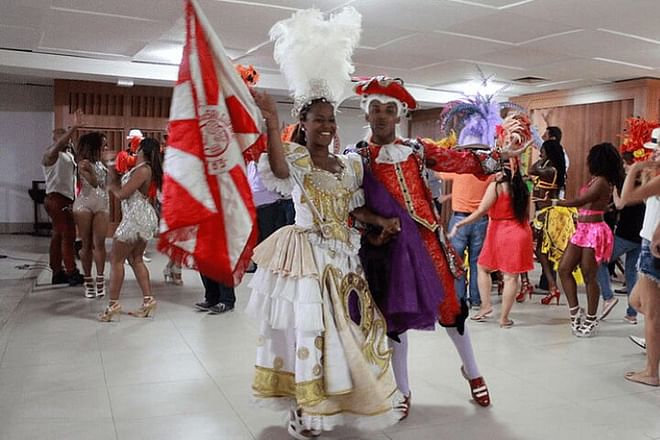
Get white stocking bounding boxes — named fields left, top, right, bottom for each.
left=445, top=326, right=480, bottom=379
left=389, top=332, right=410, bottom=396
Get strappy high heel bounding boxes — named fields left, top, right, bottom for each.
left=515, top=281, right=533, bottom=303
left=98, top=301, right=121, bottom=322
left=171, top=265, right=183, bottom=286
left=576, top=314, right=598, bottom=338
left=129, top=296, right=157, bottom=318
left=163, top=265, right=173, bottom=284
left=83, top=277, right=96, bottom=299
left=95, top=275, right=105, bottom=298
left=569, top=305, right=584, bottom=335
left=541, top=286, right=561, bottom=305
left=461, top=366, right=491, bottom=407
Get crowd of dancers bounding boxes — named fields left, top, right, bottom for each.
left=39, top=6, right=659, bottom=439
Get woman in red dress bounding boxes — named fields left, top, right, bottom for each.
left=450, top=164, right=534, bottom=328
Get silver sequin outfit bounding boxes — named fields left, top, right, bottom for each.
left=73, top=161, right=109, bottom=213
left=113, top=164, right=158, bottom=243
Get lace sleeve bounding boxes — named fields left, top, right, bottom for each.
left=256, top=152, right=295, bottom=196
left=345, top=152, right=365, bottom=210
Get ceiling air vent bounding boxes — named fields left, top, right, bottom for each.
left=511, top=76, right=548, bottom=84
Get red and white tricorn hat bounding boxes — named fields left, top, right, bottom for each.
left=355, top=76, right=417, bottom=115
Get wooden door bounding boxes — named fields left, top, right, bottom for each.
left=54, top=80, right=171, bottom=235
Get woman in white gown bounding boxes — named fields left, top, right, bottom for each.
left=247, top=90, right=400, bottom=438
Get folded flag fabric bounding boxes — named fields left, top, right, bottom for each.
left=158, top=0, right=266, bottom=286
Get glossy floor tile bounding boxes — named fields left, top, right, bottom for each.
left=0, top=236, right=658, bottom=440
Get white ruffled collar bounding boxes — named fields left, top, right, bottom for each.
left=374, top=141, right=413, bottom=164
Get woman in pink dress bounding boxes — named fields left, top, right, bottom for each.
left=450, top=165, right=534, bottom=328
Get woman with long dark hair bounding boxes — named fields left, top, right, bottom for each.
left=450, top=163, right=534, bottom=328
left=98, top=137, right=163, bottom=322
left=73, top=132, right=110, bottom=298
left=556, top=142, right=625, bottom=337
left=525, top=139, right=569, bottom=305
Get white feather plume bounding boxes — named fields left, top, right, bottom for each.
left=269, top=7, right=362, bottom=115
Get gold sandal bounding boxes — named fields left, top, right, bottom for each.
left=129, top=296, right=157, bottom=318
left=98, top=301, right=121, bottom=322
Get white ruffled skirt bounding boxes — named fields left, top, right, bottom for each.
left=246, top=225, right=397, bottom=432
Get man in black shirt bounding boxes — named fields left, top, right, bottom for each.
left=597, top=156, right=645, bottom=323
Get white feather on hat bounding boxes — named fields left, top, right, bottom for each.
left=269, top=7, right=361, bottom=117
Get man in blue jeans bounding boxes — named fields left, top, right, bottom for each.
left=440, top=172, right=492, bottom=308
left=597, top=164, right=645, bottom=323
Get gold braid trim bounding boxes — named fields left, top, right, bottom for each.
left=328, top=267, right=392, bottom=376
left=394, top=163, right=437, bottom=231
left=252, top=366, right=327, bottom=406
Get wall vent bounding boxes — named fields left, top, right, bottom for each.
left=511, top=76, right=548, bottom=84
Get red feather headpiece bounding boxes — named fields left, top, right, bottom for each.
left=618, top=117, right=660, bottom=162
left=235, top=64, right=260, bottom=88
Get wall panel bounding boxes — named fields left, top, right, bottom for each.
left=529, top=99, right=633, bottom=198
left=54, top=80, right=172, bottom=234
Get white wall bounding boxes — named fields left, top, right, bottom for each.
left=0, top=83, right=54, bottom=228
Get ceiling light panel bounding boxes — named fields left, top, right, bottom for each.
left=373, top=31, right=511, bottom=61
left=354, top=45, right=439, bottom=70
left=512, top=0, right=658, bottom=32
left=446, top=0, right=536, bottom=10
left=50, top=0, right=181, bottom=22
left=521, top=29, right=660, bottom=59
left=402, top=60, right=501, bottom=86
left=590, top=47, right=660, bottom=71
left=197, top=0, right=291, bottom=51
left=41, top=9, right=171, bottom=57
left=355, top=0, right=494, bottom=33
left=133, top=42, right=184, bottom=65
left=473, top=47, right=575, bottom=69
left=360, top=26, right=417, bottom=50
left=0, top=3, right=48, bottom=29
left=0, top=24, right=42, bottom=51
left=444, top=11, right=577, bottom=44
left=215, top=0, right=351, bottom=10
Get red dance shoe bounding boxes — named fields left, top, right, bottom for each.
left=461, top=366, right=491, bottom=407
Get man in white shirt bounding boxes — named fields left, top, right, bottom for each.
left=42, top=110, right=84, bottom=285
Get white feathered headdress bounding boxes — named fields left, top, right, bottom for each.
left=270, top=7, right=362, bottom=117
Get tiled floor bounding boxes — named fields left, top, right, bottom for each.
left=0, top=235, right=658, bottom=440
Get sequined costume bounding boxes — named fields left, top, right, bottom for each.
left=113, top=163, right=158, bottom=244
left=532, top=206, right=577, bottom=268
left=246, top=142, right=397, bottom=432
left=358, top=138, right=498, bottom=328
left=568, top=179, right=614, bottom=264
left=73, top=161, right=109, bottom=214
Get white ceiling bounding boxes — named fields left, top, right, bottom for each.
left=1, top=0, right=659, bottom=106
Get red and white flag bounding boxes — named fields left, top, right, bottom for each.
left=159, top=0, right=266, bottom=286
